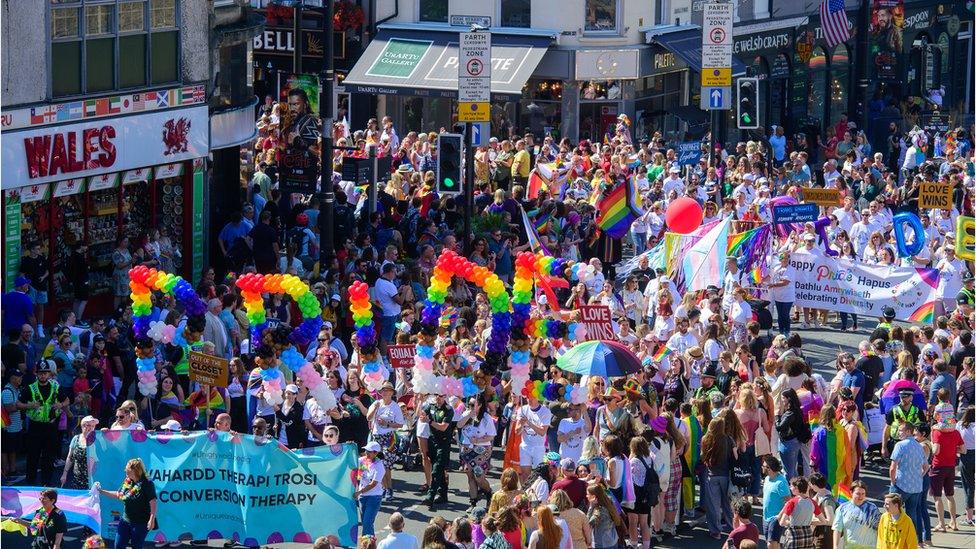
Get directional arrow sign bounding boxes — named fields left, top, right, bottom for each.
left=700, top=86, right=731, bottom=110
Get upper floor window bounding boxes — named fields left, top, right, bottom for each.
left=419, top=0, right=448, bottom=23
left=585, top=0, right=618, bottom=33
left=501, top=0, right=530, bottom=28
left=50, top=0, right=180, bottom=98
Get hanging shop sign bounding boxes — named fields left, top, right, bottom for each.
left=88, top=173, right=121, bottom=191
left=2, top=106, right=208, bottom=189
left=154, top=163, right=185, bottom=180
left=18, top=184, right=51, bottom=203
left=4, top=192, right=21, bottom=290
left=192, top=166, right=205, bottom=284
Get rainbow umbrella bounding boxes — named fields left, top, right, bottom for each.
left=556, top=340, right=642, bottom=378
left=879, top=379, right=927, bottom=415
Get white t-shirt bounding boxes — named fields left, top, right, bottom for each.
left=666, top=331, right=698, bottom=354
left=518, top=404, right=552, bottom=448
left=302, top=398, right=331, bottom=442
left=370, top=400, right=404, bottom=435
left=730, top=299, right=753, bottom=324
left=703, top=339, right=724, bottom=362
left=460, top=411, right=497, bottom=448
left=557, top=416, right=588, bottom=462
left=372, top=277, right=401, bottom=317
left=377, top=532, right=419, bottom=549
left=768, top=262, right=797, bottom=303
left=358, top=458, right=386, bottom=496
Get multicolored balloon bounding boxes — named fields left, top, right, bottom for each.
left=236, top=273, right=329, bottom=408
left=127, top=266, right=208, bottom=396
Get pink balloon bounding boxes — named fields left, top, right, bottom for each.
left=665, top=197, right=704, bottom=234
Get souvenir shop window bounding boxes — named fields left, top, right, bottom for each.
left=51, top=194, right=87, bottom=303
left=519, top=101, right=561, bottom=140
left=86, top=187, right=121, bottom=297
left=500, top=0, right=531, bottom=28
left=154, top=176, right=185, bottom=272
left=526, top=80, right=562, bottom=101
left=584, top=0, right=619, bottom=33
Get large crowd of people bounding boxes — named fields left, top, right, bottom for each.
left=2, top=105, right=974, bottom=549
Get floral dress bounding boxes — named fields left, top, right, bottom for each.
left=65, top=434, right=89, bottom=488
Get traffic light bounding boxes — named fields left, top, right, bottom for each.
left=737, top=77, right=759, bottom=130
left=436, top=133, right=463, bottom=194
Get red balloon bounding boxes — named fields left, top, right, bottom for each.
left=665, top=197, right=704, bottom=234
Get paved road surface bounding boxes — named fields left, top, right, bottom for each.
left=4, top=319, right=972, bottom=547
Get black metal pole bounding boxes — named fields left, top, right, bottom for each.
left=318, top=0, right=335, bottom=265
left=292, top=3, right=302, bottom=74
left=463, top=122, right=475, bottom=253
left=709, top=110, right=719, bottom=168
left=367, top=145, right=378, bottom=217
left=851, top=0, right=871, bottom=131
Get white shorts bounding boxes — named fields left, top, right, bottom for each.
left=416, top=420, right=430, bottom=439
left=519, top=443, right=545, bottom=467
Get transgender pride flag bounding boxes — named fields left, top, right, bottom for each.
left=1, top=487, right=101, bottom=532
left=682, top=216, right=731, bottom=292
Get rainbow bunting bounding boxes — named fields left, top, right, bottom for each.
left=908, top=301, right=936, bottom=323
left=596, top=177, right=642, bottom=239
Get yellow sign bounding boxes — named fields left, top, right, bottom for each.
left=188, top=350, right=230, bottom=388
left=800, top=188, right=842, bottom=207
left=919, top=181, right=954, bottom=210
left=458, top=101, right=490, bottom=122
left=700, top=67, right=731, bottom=87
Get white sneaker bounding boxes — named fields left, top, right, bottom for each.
left=37, top=327, right=44, bottom=339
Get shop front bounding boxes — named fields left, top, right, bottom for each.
left=1, top=96, right=209, bottom=314
left=341, top=25, right=555, bottom=139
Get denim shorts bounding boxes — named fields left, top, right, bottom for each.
left=764, top=517, right=784, bottom=543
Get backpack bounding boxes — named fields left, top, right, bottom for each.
left=287, top=226, right=308, bottom=255
left=635, top=453, right=660, bottom=507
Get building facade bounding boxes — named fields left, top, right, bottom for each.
left=0, top=0, right=262, bottom=313
left=340, top=0, right=972, bottom=150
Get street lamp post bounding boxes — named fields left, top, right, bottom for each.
left=319, top=0, right=335, bottom=265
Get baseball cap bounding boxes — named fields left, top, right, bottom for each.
left=161, top=419, right=181, bottom=431
left=81, top=415, right=99, bottom=426
left=14, top=276, right=29, bottom=287
left=669, top=166, right=680, bottom=173
left=560, top=457, right=576, bottom=470
left=365, top=441, right=381, bottom=453
left=331, top=294, right=341, bottom=302
left=285, top=384, right=299, bottom=394
left=803, top=234, right=816, bottom=241
left=36, top=359, right=57, bottom=374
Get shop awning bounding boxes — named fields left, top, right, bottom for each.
left=342, top=29, right=552, bottom=100
left=647, top=27, right=748, bottom=77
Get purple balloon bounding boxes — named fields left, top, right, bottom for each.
left=813, top=216, right=838, bottom=256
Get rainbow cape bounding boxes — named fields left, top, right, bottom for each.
left=187, top=388, right=225, bottom=410
left=596, top=176, right=643, bottom=239
left=810, top=420, right=853, bottom=496
left=682, top=416, right=701, bottom=470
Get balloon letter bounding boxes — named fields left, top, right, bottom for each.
left=956, top=215, right=975, bottom=261
left=891, top=212, right=925, bottom=257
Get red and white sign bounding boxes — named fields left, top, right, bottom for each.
left=579, top=305, right=615, bottom=341
left=122, top=167, right=152, bottom=184
left=387, top=344, right=417, bottom=368
left=2, top=106, right=207, bottom=189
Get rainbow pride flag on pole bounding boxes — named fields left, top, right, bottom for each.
left=596, top=176, right=643, bottom=239
left=520, top=206, right=551, bottom=255
left=681, top=415, right=701, bottom=509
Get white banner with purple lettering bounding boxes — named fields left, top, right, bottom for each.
left=789, top=250, right=943, bottom=322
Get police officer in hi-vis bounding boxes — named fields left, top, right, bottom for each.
left=19, top=359, right=69, bottom=485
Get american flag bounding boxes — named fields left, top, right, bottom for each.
left=820, top=0, right=850, bottom=48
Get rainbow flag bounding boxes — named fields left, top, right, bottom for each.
left=1, top=408, right=9, bottom=429
left=159, top=391, right=181, bottom=408
left=520, top=206, right=551, bottom=255
left=527, top=169, right=548, bottom=200
left=908, top=301, right=936, bottom=324
left=811, top=420, right=853, bottom=496
left=653, top=345, right=672, bottom=362
left=727, top=226, right=763, bottom=256
left=750, top=265, right=763, bottom=285
left=187, top=388, right=225, bottom=410
left=534, top=211, right=552, bottom=234
left=835, top=483, right=853, bottom=503
left=596, top=177, right=642, bottom=239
